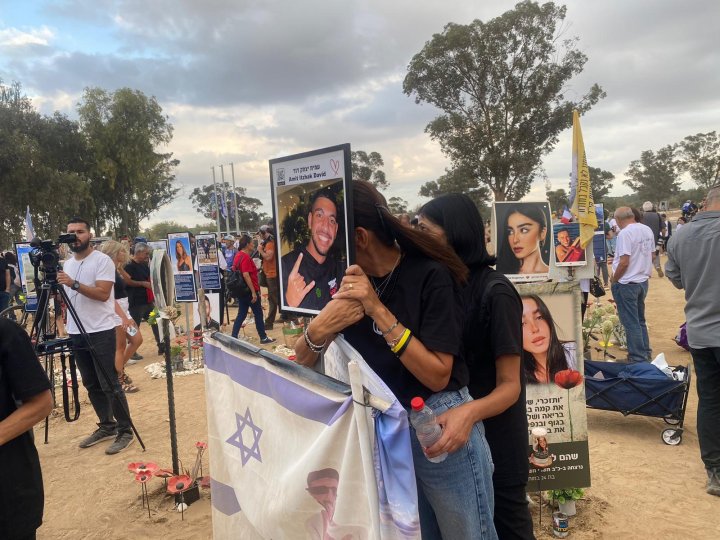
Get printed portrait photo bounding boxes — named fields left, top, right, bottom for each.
left=169, top=236, right=193, bottom=274
left=553, top=222, right=586, bottom=267
left=493, top=201, right=552, bottom=282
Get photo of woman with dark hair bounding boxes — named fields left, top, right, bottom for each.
left=521, top=294, right=577, bottom=384
left=175, top=240, right=192, bottom=272
left=495, top=203, right=551, bottom=280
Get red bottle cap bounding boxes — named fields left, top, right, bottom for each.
left=410, top=397, right=425, bottom=411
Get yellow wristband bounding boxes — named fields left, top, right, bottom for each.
left=391, top=329, right=411, bottom=354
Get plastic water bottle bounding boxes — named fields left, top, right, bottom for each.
left=409, top=397, right=447, bottom=463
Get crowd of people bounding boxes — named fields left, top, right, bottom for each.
left=1, top=184, right=718, bottom=538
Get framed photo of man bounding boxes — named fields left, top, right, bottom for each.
left=553, top=222, right=587, bottom=267
left=269, top=144, right=353, bottom=316
left=493, top=201, right=552, bottom=283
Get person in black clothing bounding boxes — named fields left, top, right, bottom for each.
left=418, top=194, right=534, bottom=540
left=0, top=319, right=53, bottom=540
left=296, top=182, right=498, bottom=539
left=122, top=243, right=164, bottom=356
left=0, top=252, right=10, bottom=312
left=641, top=201, right=666, bottom=277
left=281, top=189, right=343, bottom=312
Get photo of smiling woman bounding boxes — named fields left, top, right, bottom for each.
left=494, top=202, right=551, bottom=282
left=521, top=294, right=577, bottom=384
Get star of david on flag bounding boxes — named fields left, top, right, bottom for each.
left=226, top=407, right=263, bottom=466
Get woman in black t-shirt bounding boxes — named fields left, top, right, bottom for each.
left=296, top=182, right=498, bottom=539
left=419, top=194, right=534, bottom=540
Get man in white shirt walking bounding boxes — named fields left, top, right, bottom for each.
left=611, top=207, right=655, bottom=363
left=57, top=217, right=134, bottom=454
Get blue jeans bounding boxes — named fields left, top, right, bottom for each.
left=231, top=292, right=268, bottom=340
left=690, top=347, right=720, bottom=471
left=611, top=281, right=650, bottom=363
left=409, top=387, right=498, bottom=540
left=71, top=329, right=132, bottom=434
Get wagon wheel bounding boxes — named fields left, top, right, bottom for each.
left=663, top=416, right=680, bottom=425
left=662, top=428, right=682, bottom=446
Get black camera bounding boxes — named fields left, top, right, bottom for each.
left=29, top=234, right=78, bottom=279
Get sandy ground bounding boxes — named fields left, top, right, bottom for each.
left=33, top=261, right=720, bottom=539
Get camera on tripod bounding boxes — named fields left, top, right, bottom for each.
left=29, top=233, right=78, bottom=279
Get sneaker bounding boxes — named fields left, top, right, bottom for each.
left=79, top=428, right=116, bottom=448
left=708, top=469, right=720, bottom=497
left=105, top=432, right=135, bottom=455
left=130, top=352, right=143, bottom=361
left=260, top=337, right=276, bottom=345
left=126, top=358, right=139, bottom=365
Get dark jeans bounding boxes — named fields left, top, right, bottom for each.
left=690, top=347, right=720, bottom=471
left=265, top=276, right=279, bottom=324
left=595, top=259, right=609, bottom=286
left=611, top=281, right=651, bottom=363
left=232, top=292, right=268, bottom=340
left=494, top=483, right=535, bottom=540
left=71, top=329, right=131, bottom=434
left=0, top=291, right=9, bottom=312
left=129, top=302, right=162, bottom=349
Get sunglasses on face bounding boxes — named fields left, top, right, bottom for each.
left=306, top=485, right=338, bottom=496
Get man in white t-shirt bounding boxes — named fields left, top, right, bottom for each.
left=57, top=217, right=134, bottom=454
left=611, top=207, right=655, bottom=363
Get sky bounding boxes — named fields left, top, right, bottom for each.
left=1, top=0, right=718, bottom=229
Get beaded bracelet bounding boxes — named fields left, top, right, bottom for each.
left=303, top=325, right=326, bottom=353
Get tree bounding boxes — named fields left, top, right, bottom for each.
left=189, top=182, right=267, bottom=231
left=677, top=131, right=720, bottom=189
left=78, top=87, right=179, bottom=236
left=419, top=165, right=491, bottom=209
left=623, top=145, right=681, bottom=202
left=351, top=150, right=387, bottom=190
left=588, top=166, right=614, bottom=202
left=387, top=196, right=409, bottom=215
left=403, top=1, right=605, bottom=201
left=546, top=188, right=568, bottom=214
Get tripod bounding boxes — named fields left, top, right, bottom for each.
left=31, top=274, right=146, bottom=450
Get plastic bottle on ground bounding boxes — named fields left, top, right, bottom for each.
left=409, top=397, right=447, bottom=463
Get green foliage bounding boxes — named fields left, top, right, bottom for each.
left=189, top=182, right=267, bottom=231
left=546, top=188, right=569, bottom=214
left=0, top=79, right=94, bottom=248
left=351, top=150, right=387, bottom=190
left=387, top=196, right=409, bottom=215
left=677, top=131, right=720, bottom=189
left=404, top=1, right=605, bottom=201
left=547, top=487, right=584, bottom=504
left=419, top=165, right=492, bottom=212
left=78, top=87, right=179, bottom=236
left=589, top=166, right=615, bottom=202
left=623, top=145, right=681, bottom=202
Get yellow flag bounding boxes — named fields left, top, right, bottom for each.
left=570, top=110, right=598, bottom=248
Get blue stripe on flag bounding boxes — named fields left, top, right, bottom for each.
left=205, top=343, right=351, bottom=425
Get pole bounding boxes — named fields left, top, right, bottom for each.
left=163, top=318, right=180, bottom=476
left=231, top=162, right=240, bottom=233
left=220, top=165, right=230, bottom=234
left=211, top=166, right=221, bottom=236
left=184, top=304, right=192, bottom=363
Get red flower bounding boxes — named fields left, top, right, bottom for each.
left=128, top=462, right=159, bottom=475
left=195, top=441, right=208, bottom=450
left=135, top=471, right=154, bottom=483
left=554, top=369, right=584, bottom=389
left=154, top=468, right=174, bottom=479
left=167, top=475, right=193, bottom=494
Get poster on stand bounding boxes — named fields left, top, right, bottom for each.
left=195, top=233, right=222, bottom=291
left=515, top=281, right=591, bottom=491
left=493, top=201, right=552, bottom=283
left=270, top=144, right=353, bottom=316
left=167, top=232, right=197, bottom=303
left=192, top=292, right=221, bottom=332
left=14, top=243, right=38, bottom=312
left=552, top=222, right=587, bottom=267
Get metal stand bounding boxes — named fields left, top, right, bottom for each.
left=163, top=317, right=180, bottom=477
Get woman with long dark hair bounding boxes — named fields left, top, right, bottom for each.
left=496, top=205, right=549, bottom=276
left=296, top=182, right=497, bottom=539
left=521, top=294, right=576, bottom=384
left=419, top=194, right=533, bottom=540
left=175, top=240, right=192, bottom=272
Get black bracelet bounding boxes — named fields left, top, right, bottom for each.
left=394, top=334, right=413, bottom=357
left=303, top=325, right=325, bottom=353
